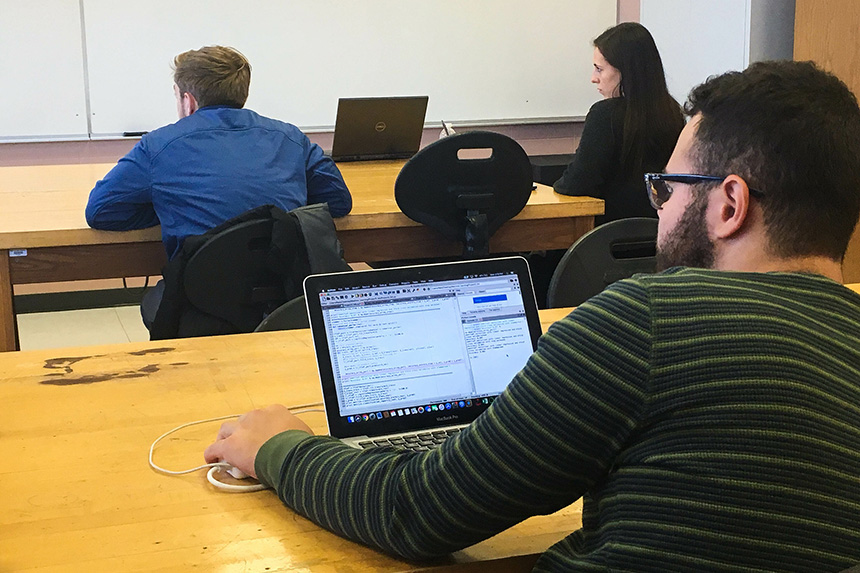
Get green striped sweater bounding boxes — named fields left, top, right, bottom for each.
left=256, top=268, right=860, bottom=571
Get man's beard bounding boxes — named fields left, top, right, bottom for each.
left=655, top=191, right=716, bottom=271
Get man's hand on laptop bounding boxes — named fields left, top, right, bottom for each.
left=203, top=405, right=313, bottom=479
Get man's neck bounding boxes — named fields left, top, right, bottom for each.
left=713, top=227, right=845, bottom=282
left=715, top=250, right=843, bottom=282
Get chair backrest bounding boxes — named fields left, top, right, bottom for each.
left=394, top=131, right=533, bottom=256
left=254, top=295, right=310, bottom=332
left=184, top=218, right=288, bottom=332
left=150, top=203, right=350, bottom=340
left=547, top=217, right=658, bottom=308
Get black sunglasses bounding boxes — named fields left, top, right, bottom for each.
left=645, top=173, right=763, bottom=210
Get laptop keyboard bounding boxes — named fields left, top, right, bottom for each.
left=357, top=428, right=462, bottom=452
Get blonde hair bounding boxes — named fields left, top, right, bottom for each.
left=173, top=46, right=251, bottom=108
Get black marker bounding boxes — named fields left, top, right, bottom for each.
left=122, top=131, right=148, bottom=137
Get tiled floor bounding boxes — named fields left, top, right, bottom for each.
left=16, top=305, right=150, bottom=351
left=14, top=263, right=373, bottom=351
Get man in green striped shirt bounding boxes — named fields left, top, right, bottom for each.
left=206, top=61, right=860, bottom=571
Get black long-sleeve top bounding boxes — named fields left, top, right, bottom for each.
left=553, top=97, right=675, bottom=225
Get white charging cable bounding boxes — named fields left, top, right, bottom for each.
left=204, top=465, right=267, bottom=493
left=149, top=405, right=324, bottom=493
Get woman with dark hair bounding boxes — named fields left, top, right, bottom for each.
left=553, top=22, right=684, bottom=224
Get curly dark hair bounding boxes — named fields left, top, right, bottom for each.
left=685, top=60, right=860, bottom=261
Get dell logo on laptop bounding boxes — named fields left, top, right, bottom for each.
left=375, top=121, right=387, bottom=132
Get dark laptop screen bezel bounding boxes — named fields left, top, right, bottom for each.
left=330, top=96, right=429, bottom=162
left=303, top=256, right=542, bottom=439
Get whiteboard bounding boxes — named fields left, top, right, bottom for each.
left=81, top=0, right=616, bottom=137
left=0, top=0, right=89, bottom=140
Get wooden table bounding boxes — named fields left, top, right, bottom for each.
left=0, top=161, right=603, bottom=351
left=0, top=308, right=581, bottom=573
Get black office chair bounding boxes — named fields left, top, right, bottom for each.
left=546, top=217, right=658, bottom=308
left=254, top=295, right=310, bottom=332
left=150, top=203, right=349, bottom=340
left=395, top=131, right=533, bottom=257
left=183, top=218, right=288, bottom=332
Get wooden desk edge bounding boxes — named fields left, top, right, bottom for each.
left=0, top=197, right=604, bottom=249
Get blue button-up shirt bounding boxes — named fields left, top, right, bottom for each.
left=86, top=106, right=352, bottom=259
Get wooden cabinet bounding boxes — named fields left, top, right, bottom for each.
left=795, top=0, right=860, bottom=282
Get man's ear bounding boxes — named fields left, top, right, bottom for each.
left=183, top=92, right=199, bottom=116
left=712, top=174, right=752, bottom=240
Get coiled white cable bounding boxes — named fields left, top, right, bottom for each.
left=205, top=465, right=267, bottom=493
left=149, top=404, right=324, bottom=493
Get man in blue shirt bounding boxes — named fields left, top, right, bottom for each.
left=85, top=45, right=352, bottom=261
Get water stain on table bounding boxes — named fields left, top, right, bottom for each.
left=40, top=347, right=180, bottom=385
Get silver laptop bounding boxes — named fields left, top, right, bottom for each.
left=330, top=96, right=429, bottom=162
left=304, top=257, right=541, bottom=450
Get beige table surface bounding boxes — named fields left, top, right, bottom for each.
left=0, top=308, right=581, bottom=573
left=0, top=161, right=603, bottom=351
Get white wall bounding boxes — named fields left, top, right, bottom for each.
left=641, top=0, right=794, bottom=105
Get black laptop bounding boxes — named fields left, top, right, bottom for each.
left=303, top=256, right=542, bottom=450
left=330, top=96, right=429, bottom=162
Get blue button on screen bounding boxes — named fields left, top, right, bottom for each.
left=473, top=294, right=507, bottom=304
